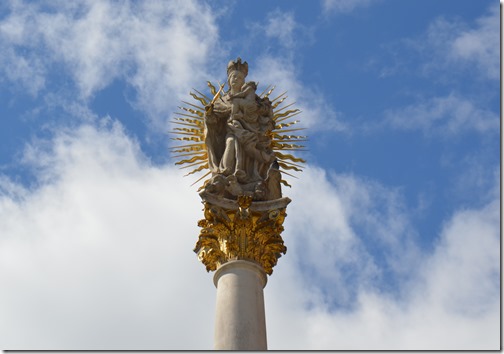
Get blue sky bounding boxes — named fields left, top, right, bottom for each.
left=0, top=0, right=500, bottom=350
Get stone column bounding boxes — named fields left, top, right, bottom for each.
left=194, top=194, right=290, bottom=350
left=213, top=260, right=268, bottom=350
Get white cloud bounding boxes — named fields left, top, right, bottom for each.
left=0, top=121, right=215, bottom=349
left=0, top=122, right=498, bottom=349
left=420, top=5, right=499, bottom=80
left=280, top=169, right=377, bottom=306
left=238, top=12, right=340, bottom=134
left=0, top=47, right=46, bottom=96
left=384, top=93, right=499, bottom=136
left=450, top=6, right=499, bottom=80
left=263, top=10, right=297, bottom=48
left=253, top=55, right=347, bottom=133
left=0, top=0, right=344, bottom=136
left=419, top=200, right=499, bottom=318
left=0, top=0, right=221, bottom=126
left=322, top=0, right=376, bottom=15
left=286, top=169, right=422, bottom=292
left=266, top=169, right=499, bottom=350
left=371, top=4, right=499, bottom=82
left=246, top=9, right=311, bottom=51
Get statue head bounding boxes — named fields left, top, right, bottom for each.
left=227, top=57, right=248, bottom=92
left=227, top=57, right=248, bottom=77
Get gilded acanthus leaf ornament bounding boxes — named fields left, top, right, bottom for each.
left=171, top=58, right=305, bottom=275
left=194, top=192, right=290, bottom=275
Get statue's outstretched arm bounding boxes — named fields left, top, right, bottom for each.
left=205, top=83, right=226, bottom=114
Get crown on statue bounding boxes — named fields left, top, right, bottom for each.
left=227, top=57, right=248, bottom=77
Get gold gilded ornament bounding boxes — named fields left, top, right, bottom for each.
left=194, top=193, right=290, bottom=275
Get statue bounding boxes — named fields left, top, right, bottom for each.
left=203, top=58, right=280, bottom=201
left=171, top=58, right=306, bottom=274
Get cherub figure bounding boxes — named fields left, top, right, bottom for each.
left=229, top=81, right=258, bottom=127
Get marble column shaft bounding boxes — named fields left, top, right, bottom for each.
left=213, top=260, right=268, bottom=350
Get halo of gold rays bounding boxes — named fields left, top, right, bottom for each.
left=170, top=82, right=307, bottom=189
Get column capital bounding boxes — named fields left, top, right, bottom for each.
left=193, top=193, right=290, bottom=275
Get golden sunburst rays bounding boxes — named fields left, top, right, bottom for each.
left=170, top=87, right=213, bottom=187
left=170, top=82, right=307, bottom=189
left=266, top=87, right=307, bottom=188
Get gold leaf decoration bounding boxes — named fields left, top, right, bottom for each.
left=193, top=195, right=290, bottom=275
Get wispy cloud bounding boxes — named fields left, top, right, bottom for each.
left=383, top=93, right=499, bottom=136
left=322, top=0, right=377, bottom=15
left=282, top=168, right=422, bottom=309
left=0, top=0, right=221, bottom=126
left=241, top=12, right=340, bottom=133
left=245, top=9, right=315, bottom=52
left=421, top=5, right=499, bottom=80
left=262, top=10, right=297, bottom=48
left=364, top=3, right=499, bottom=150
left=254, top=55, right=347, bottom=133
left=369, top=3, right=498, bottom=82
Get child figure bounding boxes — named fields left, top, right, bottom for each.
left=229, top=81, right=258, bottom=126
left=227, top=81, right=277, bottom=185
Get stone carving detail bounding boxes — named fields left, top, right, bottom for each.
left=171, top=58, right=305, bottom=274
left=203, top=58, right=281, bottom=201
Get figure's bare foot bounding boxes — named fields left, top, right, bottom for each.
left=226, top=175, right=242, bottom=196
left=234, top=169, right=247, bottom=183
